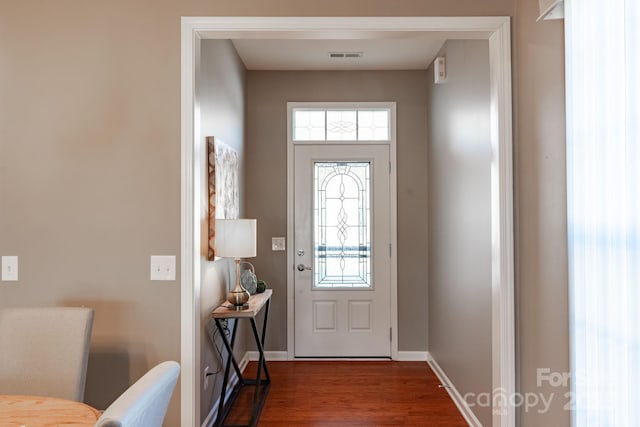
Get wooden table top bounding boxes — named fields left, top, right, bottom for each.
left=212, top=289, right=272, bottom=319
left=0, top=394, right=101, bottom=427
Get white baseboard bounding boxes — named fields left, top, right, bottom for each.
left=396, top=351, right=428, bottom=361
left=246, top=351, right=288, bottom=361
left=426, top=352, right=481, bottom=427
left=202, top=351, right=251, bottom=427
left=248, top=351, right=426, bottom=361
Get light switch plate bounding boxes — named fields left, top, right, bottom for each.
left=272, top=237, right=286, bottom=251
left=1, top=256, right=18, bottom=281
left=150, top=255, right=176, bottom=281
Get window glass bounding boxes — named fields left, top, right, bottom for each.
left=313, top=161, right=371, bottom=288
left=293, top=110, right=325, bottom=141
left=292, top=108, right=390, bottom=141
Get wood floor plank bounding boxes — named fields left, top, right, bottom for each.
left=223, top=361, right=468, bottom=426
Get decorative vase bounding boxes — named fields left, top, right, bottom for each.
left=241, top=263, right=257, bottom=295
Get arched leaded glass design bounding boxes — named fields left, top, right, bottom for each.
left=313, top=161, right=371, bottom=288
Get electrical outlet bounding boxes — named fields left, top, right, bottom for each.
left=1, top=256, right=18, bottom=281
left=203, top=366, right=210, bottom=391
left=150, top=255, right=176, bottom=281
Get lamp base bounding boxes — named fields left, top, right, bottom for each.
left=227, top=257, right=251, bottom=306
left=227, top=288, right=250, bottom=306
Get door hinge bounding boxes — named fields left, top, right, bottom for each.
left=389, top=161, right=392, bottom=174
left=390, top=328, right=392, bottom=342
left=389, top=243, right=392, bottom=257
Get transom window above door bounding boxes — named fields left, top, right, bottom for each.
left=291, top=105, right=392, bottom=142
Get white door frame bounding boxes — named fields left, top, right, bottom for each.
left=181, top=17, right=514, bottom=427
left=287, top=102, right=397, bottom=359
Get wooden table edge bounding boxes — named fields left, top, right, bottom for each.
left=0, top=394, right=101, bottom=424
left=212, top=289, right=272, bottom=319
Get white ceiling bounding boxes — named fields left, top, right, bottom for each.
left=231, top=35, right=449, bottom=71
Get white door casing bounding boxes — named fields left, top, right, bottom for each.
left=294, top=144, right=391, bottom=357
left=182, top=17, right=514, bottom=427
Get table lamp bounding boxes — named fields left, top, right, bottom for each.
left=215, top=219, right=257, bottom=306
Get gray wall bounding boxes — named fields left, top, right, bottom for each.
left=0, top=2, right=183, bottom=425
left=514, top=1, right=570, bottom=425
left=0, top=0, right=571, bottom=425
left=245, top=70, right=429, bottom=351
left=198, top=39, right=248, bottom=424
left=427, top=40, right=493, bottom=426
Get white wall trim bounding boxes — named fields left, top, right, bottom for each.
left=187, top=16, right=516, bottom=37
left=181, top=17, right=200, bottom=427
left=488, top=18, right=516, bottom=427
left=182, top=16, right=515, bottom=427
left=244, top=351, right=428, bottom=363
left=396, top=351, right=428, bottom=362
left=286, top=102, right=295, bottom=361
left=389, top=103, right=399, bottom=361
left=247, top=351, right=289, bottom=361
left=427, top=352, right=482, bottom=427
left=201, top=352, right=251, bottom=427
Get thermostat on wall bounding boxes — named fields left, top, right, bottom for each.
left=434, top=57, right=446, bottom=84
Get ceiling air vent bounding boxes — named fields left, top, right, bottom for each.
left=328, top=52, right=364, bottom=59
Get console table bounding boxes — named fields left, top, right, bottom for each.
left=211, top=289, right=272, bottom=427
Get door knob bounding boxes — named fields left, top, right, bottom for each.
left=296, top=264, right=312, bottom=271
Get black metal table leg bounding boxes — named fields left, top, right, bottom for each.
left=210, top=291, right=272, bottom=427
left=259, top=299, right=271, bottom=382
left=214, top=318, right=239, bottom=427
left=216, top=319, right=244, bottom=381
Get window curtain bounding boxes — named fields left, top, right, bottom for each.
left=566, top=0, right=640, bottom=425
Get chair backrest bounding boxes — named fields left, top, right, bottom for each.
left=95, top=361, right=180, bottom=427
left=0, top=307, right=94, bottom=401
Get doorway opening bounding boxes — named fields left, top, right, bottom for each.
left=181, top=16, right=514, bottom=427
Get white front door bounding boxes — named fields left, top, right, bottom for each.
left=294, top=144, right=391, bottom=357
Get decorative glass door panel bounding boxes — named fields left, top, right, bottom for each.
left=314, top=162, right=371, bottom=289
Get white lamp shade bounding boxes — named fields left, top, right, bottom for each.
left=215, top=219, right=257, bottom=258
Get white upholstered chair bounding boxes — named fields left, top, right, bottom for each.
left=0, top=306, right=94, bottom=401
left=95, top=361, right=180, bottom=427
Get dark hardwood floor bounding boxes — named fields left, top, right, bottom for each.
left=224, top=361, right=468, bottom=426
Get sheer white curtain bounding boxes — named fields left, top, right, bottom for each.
left=566, top=0, right=640, bottom=425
